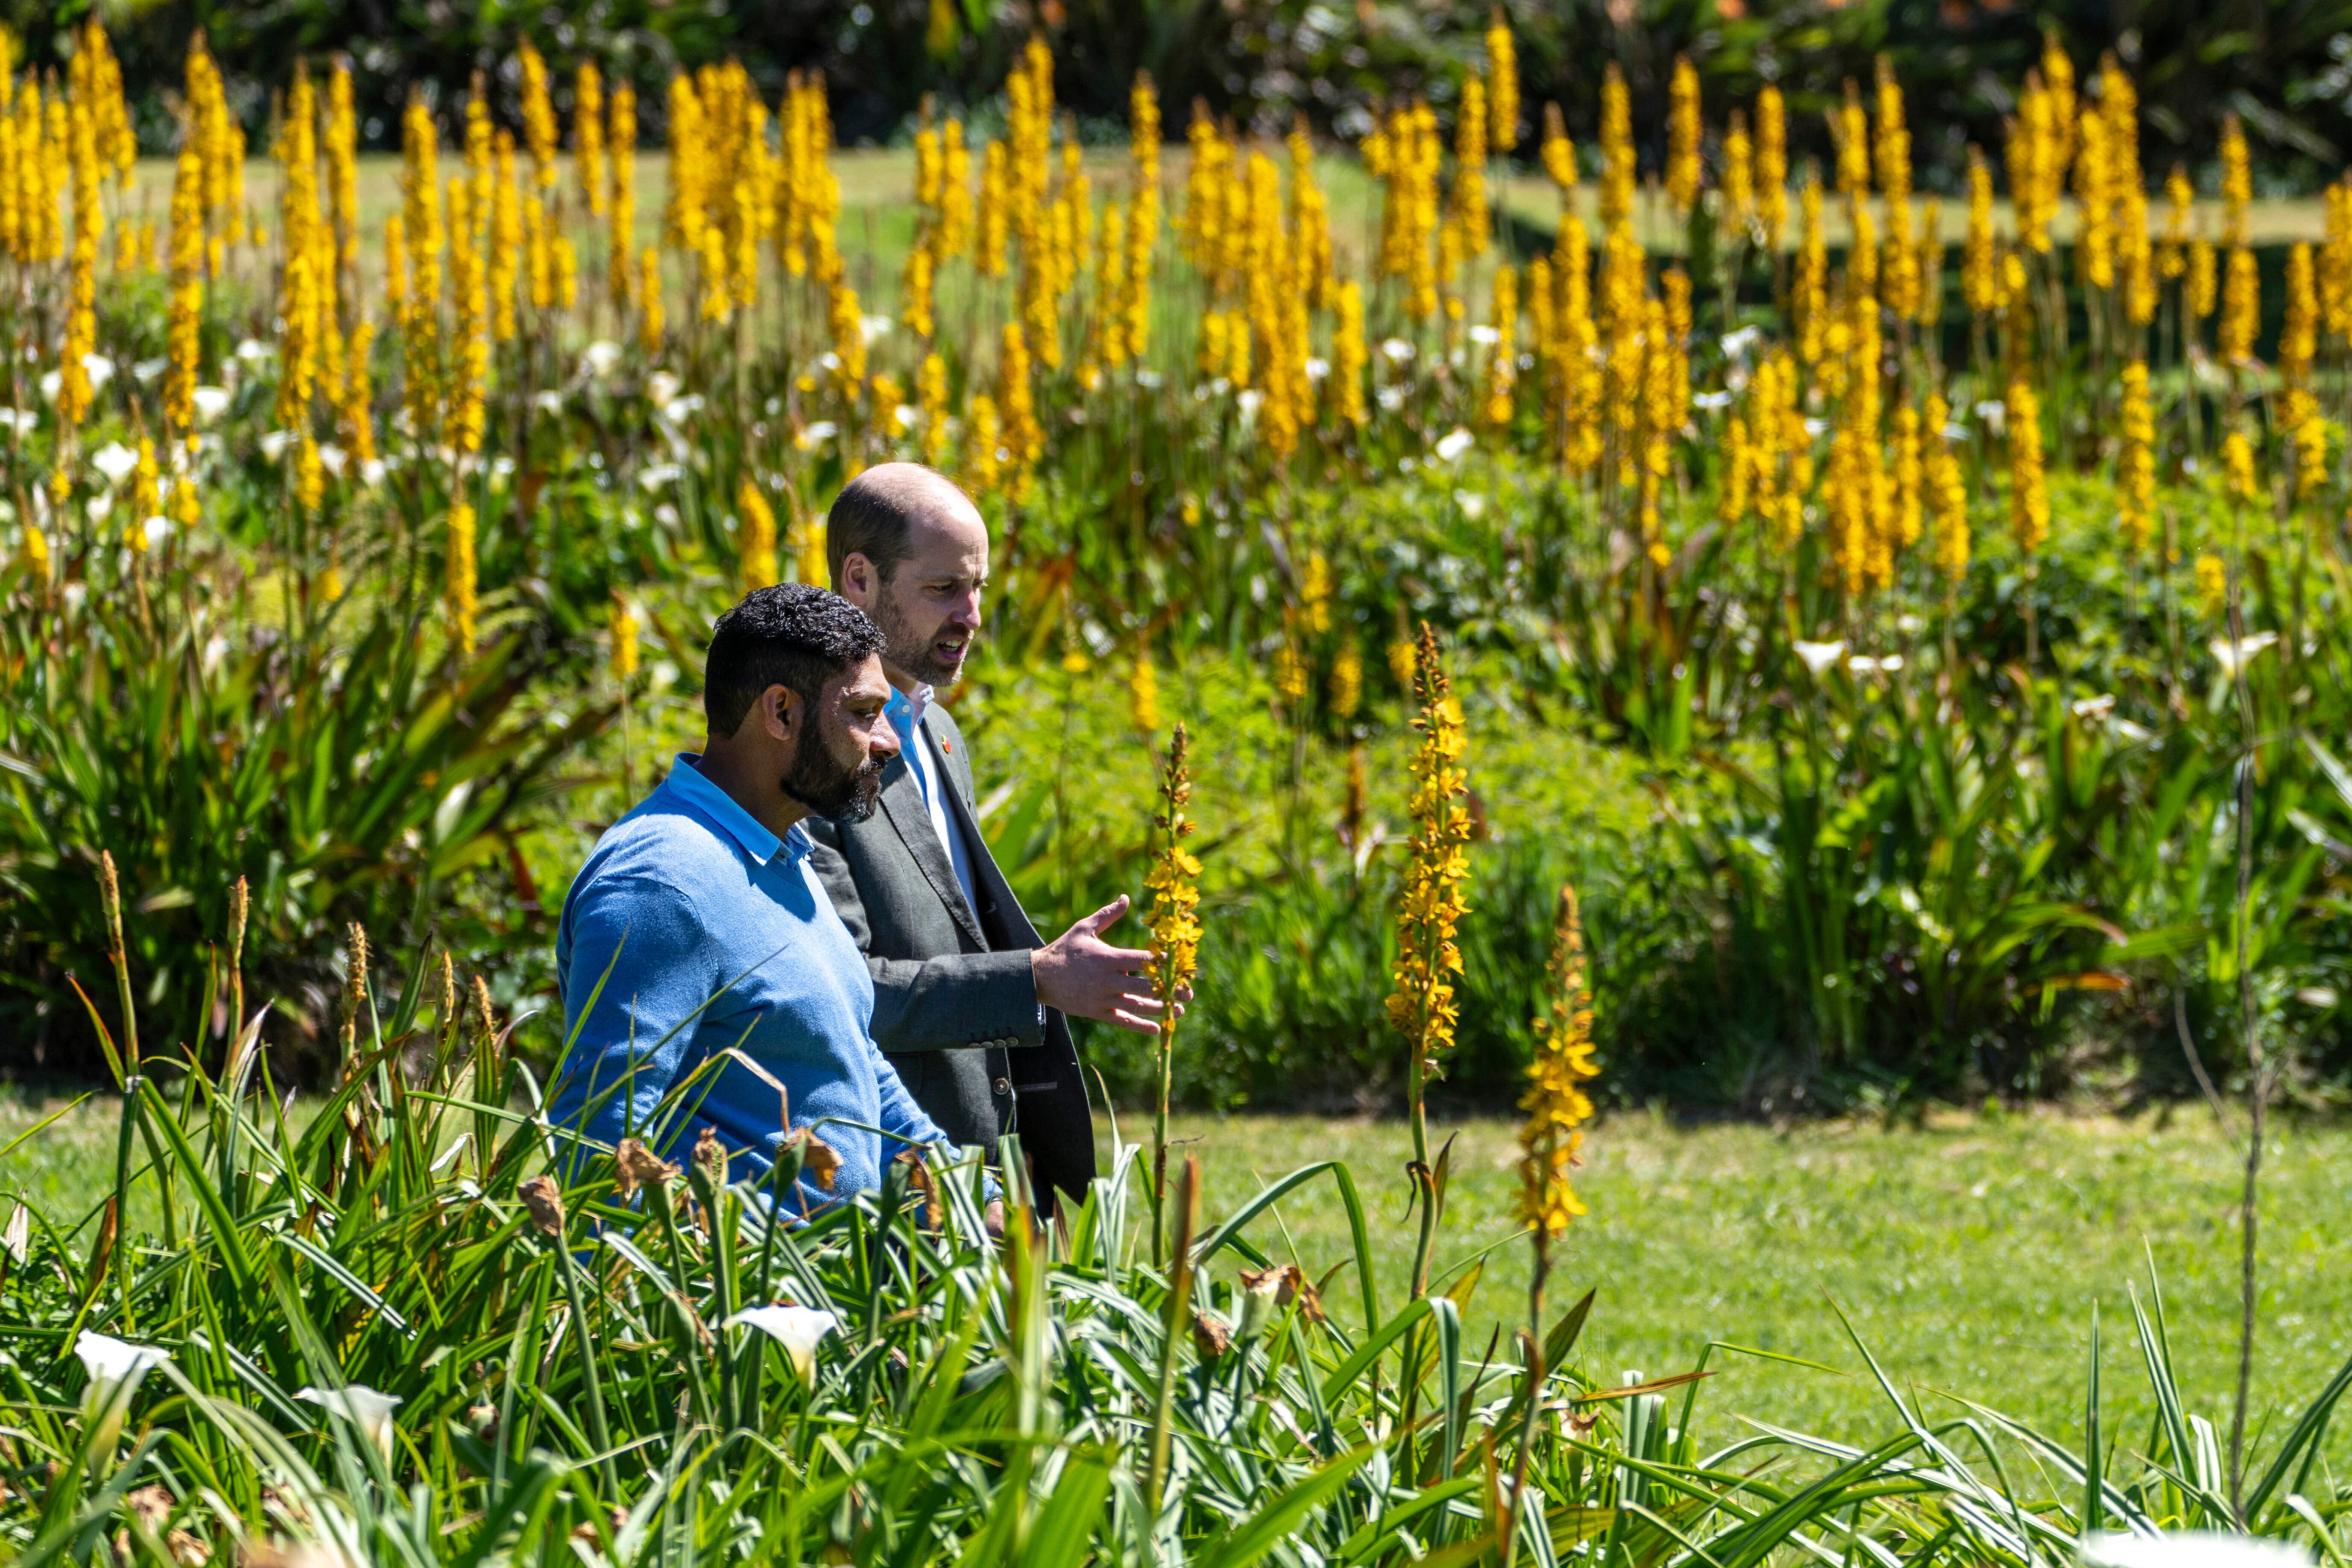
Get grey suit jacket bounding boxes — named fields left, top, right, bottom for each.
left=804, top=701, right=1097, bottom=1208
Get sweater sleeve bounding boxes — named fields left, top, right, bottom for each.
left=549, top=874, right=723, bottom=1159
left=867, top=1026, right=951, bottom=1150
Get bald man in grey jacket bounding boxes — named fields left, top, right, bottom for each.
left=801, top=463, right=1170, bottom=1212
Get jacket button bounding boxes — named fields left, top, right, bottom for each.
left=993, top=1077, right=1012, bottom=1096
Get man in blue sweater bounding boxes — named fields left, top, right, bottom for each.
left=549, top=583, right=958, bottom=1215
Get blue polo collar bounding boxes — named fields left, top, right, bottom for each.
left=662, top=754, right=810, bottom=867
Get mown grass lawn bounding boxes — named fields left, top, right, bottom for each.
left=1140, top=1107, right=2352, bottom=1447
left=9, top=1090, right=2348, bottom=1449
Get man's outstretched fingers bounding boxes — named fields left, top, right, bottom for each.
left=1082, top=894, right=1131, bottom=932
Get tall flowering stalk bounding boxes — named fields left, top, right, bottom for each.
left=612, top=592, right=639, bottom=796
left=1501, top=884, right=1599, bottom=1562
left=1387, top=622, right=1471, bottom=1297
left=1144, top=723, right=1200, bottom=1259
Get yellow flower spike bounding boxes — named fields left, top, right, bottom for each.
left=1485, top=10, right=1518, bottom=153
left=1454, top=72, right=1490, bottom=258
left=446, top=502, right=478, bottom=656
left=2119, top=361, right=2155, bottom=554
left=1482, top=266, right=1518, bottom=431
left=1330, top=641, right=1363, bottom=721
left=1926, top=393, right=1970, bottom=585
left=1334, top=279, right=1369, bottom=431
left=399, top=92, right=444, bottom=443
left=2188, top=237, right=2217, bottom=325
left=2159, top=162, right=2193, bottom=281
left=610, top=594, right=640, bottom=682
left=2195, top=553, right=2229, bottom=619
left=492, top=130, right=521, bottom=341
left=2008, top=378, right=2048, bottom=557
left=165, top=143, right=203, bottom=447
left=575, top=63, right=606, bottom=219
left=638, top=247, right=664, bottom=352
left=518, top=42, right=558, bottom=192
left=2220, top=246, right=2260, bottom=365
left=999, top=322, right=1040, bottom=475
left=1599, top=65, right=1634, bottom=233
left=1665, top=56, right=1702, bottom=214
left=918, top=353, right=951, bottom=469
left=2220, top=112, right=2251, bottom=247
left=2223, top=429, right=2260, bottom=507
left=965, top=393, right=1001, bottom=497
left=608, top=82, right=637, bottom=311
left=1517, top=884, right=1599, bottom=1244
left=1145, top=720, right=1202, bottom=1225
left=1129, top=649, right=1160, bottom=734
left=1389, top=620, right=1475, bottom=1242
left=344, top=318, right=377, bottom=468
left=738, top=477, right=778, bottom=592
left=1755, top=85, right=1787, bottom=250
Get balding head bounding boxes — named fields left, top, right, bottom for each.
left=825, top=462, right=982, bottom=588
left=827, top=462, right=991, bottom=690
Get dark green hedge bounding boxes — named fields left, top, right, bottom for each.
left=18, top=0, right=2352, bottom=191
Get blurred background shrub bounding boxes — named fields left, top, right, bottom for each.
left=20, top=0, right=2352, bottom=189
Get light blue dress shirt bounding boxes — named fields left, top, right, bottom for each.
left=884, top=684, right=979, bottom=914
left=550, top=754, right=952, bottom=1214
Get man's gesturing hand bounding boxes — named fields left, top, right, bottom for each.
left=1032, top=894, right=1175, bottom=1035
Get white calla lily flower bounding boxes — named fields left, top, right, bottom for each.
left=582, top=340, right=624, bottom=377
left=1792, top=639, right=1847, bottom=676
left=2071, top=693, right=2116, bottom=720
left=192, top=386, right=231, bottom=423
left=91, top=442, right=138, bottom=486
left=75, top=1330, right=172, bottom=1452
left=2211, top=631, right=2278, bottom=676
left=1434, top=427, right=1474, bottom=461
left=726, top=1303, right=839, bottom=1381
left=2081, top=1533, right=2312, bottom=1568
left=297, top=1384, right=404, bottom=1457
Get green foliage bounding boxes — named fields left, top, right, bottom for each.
left=10, top=944, right=2352, bottom=1563
left=0, top=562, right=603, bottom=1080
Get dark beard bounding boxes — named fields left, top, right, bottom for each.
left=782, top=732, right=887, bottom=823
left=869, top=593, right=968, bottom=688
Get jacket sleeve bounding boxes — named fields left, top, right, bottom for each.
left=804, top=828, right=1045, bottom=1052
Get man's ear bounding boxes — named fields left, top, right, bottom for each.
left=760, top=684, right=799, bottom=742
left=837, top=551, right=873, bottom=606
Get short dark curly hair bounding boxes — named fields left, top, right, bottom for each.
left=704, top=583, right=887, bottom=736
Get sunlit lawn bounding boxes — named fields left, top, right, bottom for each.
left=9, top=1089, right=2348, bottom=1449
left=1145, top=1107, right=2352, bottom=1446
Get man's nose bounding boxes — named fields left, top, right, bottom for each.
left=949, top=592, right=982, bottom=631
left=871, top=724, right=903, bottom=761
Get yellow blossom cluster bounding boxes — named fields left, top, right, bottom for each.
left=1385, top=625, right=1472, bottom=1081
left=777, top=70, right=842, bottom=286
left=1365, top=99, right=1441, bottom=321
left=2116, top=359, right=2157, bottom=554
left=1517, top=885, right=1599, bottom=1242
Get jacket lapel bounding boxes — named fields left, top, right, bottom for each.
left=931, top=722, right=1042, bottom=949
left=882, top=729, right=987, bottom=948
